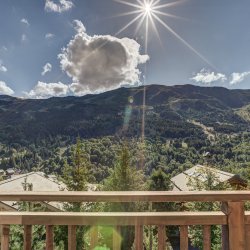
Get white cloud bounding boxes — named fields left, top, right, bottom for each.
left=45, top=0, right=74, bottom=13
left=21, top=18, right=30, bottom=26
left=1, top=46, right=8, bottom=52
left=230, top=72, right=250, bottom=85
left=24, top=81, right=69, bottom=99
left=73, top=20, right=86, bottom=34
left=21, top=34, right=28, bottom=42
left=0, top=81, right=14, bottom=95
left=191, top=68, right=227, bottom=84
left=41, top=63, right=52, bottom=76
left=45, top=33, right=55, bottom=39
left=0, top=61, right=7, bottom=72
left=58, top=20, right=149, bottom=95
left=0, top=65, right=7, bottom=72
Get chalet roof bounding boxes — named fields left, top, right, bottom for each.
left=171, top=165, right=245, bottom=191
left=0, top=172, right=66, bottom=191
left=0, top=172, right=66, bottom=211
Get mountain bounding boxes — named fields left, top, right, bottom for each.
left=0, top=84, right=250, bottom=144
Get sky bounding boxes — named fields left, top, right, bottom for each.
left=0, top=0, right=250, bottom=98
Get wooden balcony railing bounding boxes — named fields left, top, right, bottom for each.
left=0, top=191, right=250, bottom=250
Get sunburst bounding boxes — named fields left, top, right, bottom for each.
left=113, top=0, right=212, bottom=66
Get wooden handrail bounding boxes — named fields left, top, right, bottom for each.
left=0, top=211, right=227, bottom=226
left=0, top=190, right=250, bottom=202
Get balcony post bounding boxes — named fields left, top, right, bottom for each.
left=24, top=225, right=32, bottom=250
left=223, top=201, right=245, bottom=250
left=1, top=225, right=10, bottom=250
left=203, top=225, right=211, bottom=250
left=221, top=202, right=229, bottom=250
left=158, top=225, right=166, bottom=250
left=46, top=225, right=54, bottom=250
left=135, top=225, right=143, bottom=250
left=180, top=225, right=188, bottom=250
left=68, top=225, right=76, bottom=250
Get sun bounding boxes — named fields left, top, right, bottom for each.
left=113, top=0, right=212, bottom=67
left=144, top=3, right=152, bottom=15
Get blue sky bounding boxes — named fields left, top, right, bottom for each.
left=0, top=0, right=250, bottom=98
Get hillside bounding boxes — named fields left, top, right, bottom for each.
left=0, top=84, right=250, bottom=180
left=0, top=84, right=250, bottom=145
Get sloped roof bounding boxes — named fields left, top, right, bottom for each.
left=0, top=172, right=66, bottom=191
left=0, top=172, right=66, bottom=210
left=171, top=165, right=243, bottom=191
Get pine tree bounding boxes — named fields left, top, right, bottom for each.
left=56, top=138, right=93, bottom=249
left=102, top=144, right=145, bottom=250
left=63, top=138, right=91, bottom=192
left=103, top=144, right=144, bottom=193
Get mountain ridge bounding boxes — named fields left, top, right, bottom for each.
left=0, top=84, right=249, bottom=144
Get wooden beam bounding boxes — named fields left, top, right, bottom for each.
left=135, top=225, right=143, bottom=250
left=23, top=225, right=32, bottom=250
left=227, top=202, right=245, bottom=250
left=180, top=226, right=188, bottom=250
left=1, top=225, right=9, bottom=250
left=158, top=225, right=166, bottom=250
left=0, top=211, right=227, bottom=226
left=245, top=224, right=250, bottom=250
left=0, top=191, right=250, bottom=202
left=46, top=225, right=54, bottom=250
left=68, top=225, right=76, bottom=250
left=203, top=225, right=211, bottom=250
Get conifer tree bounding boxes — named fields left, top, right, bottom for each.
left=56, top=138, right=93, bottom=249
left=102, top=144, right=145, bottom=250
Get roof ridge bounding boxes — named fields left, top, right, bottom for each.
left=0, top=172, right=35, bottom=186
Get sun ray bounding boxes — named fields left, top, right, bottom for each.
left=136, top=0, right=145, bottom=6
left=152, top=13, right=214, bottom=68
left=153, top=0, right=188, bottom=10
left=115, top=12, right=145, bottom=36
left=152, top=0, right=161, bottom=7
left=152, top=10, right=190, bottom=21
left=113, top=0, right=141, bottom=9
left=112, top=9, right=142, bottom=18
left=145, top=15, right=149, bottom=53
left=148, top=13, right=162, bottom=46
left=134, top=13, right=147, bottom=36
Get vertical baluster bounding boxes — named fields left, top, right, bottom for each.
left=113, top=225, right=121, bottom=250
left=1, top=225, right=10, bottom=250
left=203, top=225, right=211, bottom=250
left=245, top=224, right=250, bottom=250
left=180, top=226, right=188, bottom=250
left=158, top=225, right=166, bottom=250
left=46, top=225, right=54, bottom=250
left=24, top=225, right=32, bottom=250
left=135, top=225, right=143, bottom=250
left=68, top=225, right=76, bottom=250
left=90, top=226, right=98, bottom=249
left=221, top=202, right=229, bottom=250
left=227, top=202, right=245, bottom=250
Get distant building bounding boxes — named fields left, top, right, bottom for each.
left=6, top=168, right=15, bottom=176
left=0, top=171, right=98, bottom=211
left=171, top=164, right=247, bottom=191
left=0, top=172, right=66, bottom=211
